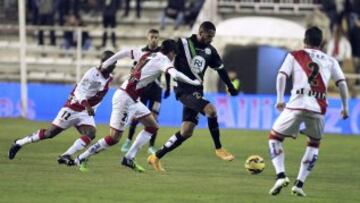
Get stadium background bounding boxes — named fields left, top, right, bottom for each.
left=1, top=1, right=360, bottom=203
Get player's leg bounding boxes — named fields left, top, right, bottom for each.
left=75, top=90, right=128, bottom=168
left=58, top=124, right=96, bottom=165
left=122, top=107, right=157, bottom=172
left=203, top=102, right=235, bottom=161
left=8, top=107, right=76, bottom=159
left=148, top=99, right=161, bottom=154
left=292, top=114, right=324, bottom=197
left=269, top=109, right=301, bottom=195
left=8, top=124, right=64, bottom=160
left=121, top=97, right=148, bottom=152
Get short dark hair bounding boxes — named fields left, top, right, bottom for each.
left=199, top=21, right=216, bottom=32
left=160, top=39, right=178, bottom=55
left=148, top=28, right=159, bottom=34
left=101, top=50, right=115, bottom=62
left=304, top=26, right=323, bottom=47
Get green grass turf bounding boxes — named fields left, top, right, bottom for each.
left=0, top=118, right=359, bottom=203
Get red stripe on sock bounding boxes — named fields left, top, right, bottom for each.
left=80, top=135, right=92, bottom=145
left=307, top=141, right=320, bottom=148
left=269, top=132, right=284, bottom=142
left=38, top=129, right=46, bottom=140
left=104, top=135, right=118, bottom=146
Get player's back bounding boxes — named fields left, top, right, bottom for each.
left=282, top=48, right=345, bottom=114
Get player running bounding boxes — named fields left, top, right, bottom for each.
left=121, top=28, right=171, bottom=154
left=74, top=39, right=201, bottom=172
left=147, top=21, right=239, bottom=172
left=268, top=26, right=349, bottom=197
left=8, top=51, right=117, bottom=165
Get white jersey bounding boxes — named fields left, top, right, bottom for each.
left=279, top=48, right=345, bottom=114
left=65, top=67, right=112, bottom=112
left=120, top=50, right=173, bottom=100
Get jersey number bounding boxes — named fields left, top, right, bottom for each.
left=307, top=62, right=319, bottom=86
left=61, top=111, right=71, bottom=120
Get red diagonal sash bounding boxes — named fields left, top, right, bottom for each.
left=291, top=50, right=327, bottom=114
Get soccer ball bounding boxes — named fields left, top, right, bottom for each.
left=245, top=155, right=265, bottom=175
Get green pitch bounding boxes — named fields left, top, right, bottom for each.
left=0, top=118, right=359, bottom=203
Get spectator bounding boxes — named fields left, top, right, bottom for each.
left=305, top=7, right=331, bottom=46
left=101, top=0, right=121, bottom=48
left=160, top=0, right=186, bottom=30
left=58, top=0, right=80, bottom=26
left=327, top=24, right=356, bottom=97
left=184, top=0, right=205, bottom=28
left=62, top=15, right=92, bottom=51
left=348, top=10, right=360, bottom=88
left=123, top=0, right=142, bottom=18
left=36, top=0, right=57, bottom=46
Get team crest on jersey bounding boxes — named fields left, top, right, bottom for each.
left=192, top=92, right=202, bottom=99
left=205, top=47, right=211, bottom=55
left=191, top=55, right=206, bottom=74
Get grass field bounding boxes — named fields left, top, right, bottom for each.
left=0, top=118, right=359, bottom=203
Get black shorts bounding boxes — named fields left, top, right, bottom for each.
left=178, top=92, right=210, bottom=125
left=140, top=83, right=162, bottom=114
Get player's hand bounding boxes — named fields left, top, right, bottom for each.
left=227, top=86, right=239, bottom=96
left=164, top=89, right=170, bottom=99
left=275, top=102, right=285, bottom=112
left=86, top=106, right=95, bottom=116
left=341, top=109, right=349, bottom=120
left=192, top=79, right=202, bottom=86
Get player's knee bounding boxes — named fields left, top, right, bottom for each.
left=45, top=129, right=58, bottom=139
left=204, top=104, right=217, bottom=118
left=269, top=131, right=284, bottom=142
left=86, top=129, right=96, bottom=140
left=307, top=139, right=320, bottom=148
left=145, top=125, right=159, bottom=134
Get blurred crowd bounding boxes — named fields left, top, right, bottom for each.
left=23, top=0, right=204, bottom=50
left=306, top=0, right=360, bottom=97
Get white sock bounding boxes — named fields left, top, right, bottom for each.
left=16, top=129, right=44, bottom=146
left=269, top=139, right=285, bottom=175
left=125, top=130, right=152, bottom=160
left=297, top=146, right=319, bottom=182
left=62, top=136, right=91, bottom=156
left=78, top=137, right=111, bottom=160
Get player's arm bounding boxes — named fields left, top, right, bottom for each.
left=164, top=73, right=171, bottom=98
left=166, top=67, right=201, bottom=86
left=101, top=49, right=139, bottom=69
left=209, top=47, right=238, bottom=96
left=275, top=53, right=294, bottom=111
left=332, top=59, right=349, bottom=119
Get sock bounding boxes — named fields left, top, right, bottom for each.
left=127, top=121, right=138, bottom=141
left=16, top=129, right=46, bottom=146
left=125, top=130, right=152, bottom=160
left=296, top=144, right=319, bottom=184
left=62, top=135, right=92, bottom=156
left=149, top=132, right=157, bottom=147
left=208, top=117, right=222, bottom=149
left=156, top=131, right=185, bottom=159
left=269, top=134, right=285, bottom=177
left=78, top=135, right=117, bottom=161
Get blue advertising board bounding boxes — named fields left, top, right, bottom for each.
left=1, top=82, right=359, bottom=135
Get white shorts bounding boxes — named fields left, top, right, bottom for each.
left=52, top=107, right=96, bottom=129
left=272, top=109, right=324, bottom=140
left=109, top=89, right=151, bottom=131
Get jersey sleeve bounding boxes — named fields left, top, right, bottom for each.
left=209, top=47, right=224, bottom=70
left=159, top=58, right=174, bottom=73
left=330, top=58, right=346, bottom=86
left=278, top=53, right=294, bottom=78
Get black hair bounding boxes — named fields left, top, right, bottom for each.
left=199, top=21, right=216, bottom=32
left=304, top=26, right=323, bottom=47
left=101, top=50, right=115, bottom=62
left=160, top=39, right=178, bottom=55
left=148, top=28, right=159, bottom=34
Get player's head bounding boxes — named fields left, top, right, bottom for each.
left=160, top=39, right=178, bottom=61
left=147, top=29, right=160, bottom=49
left=100, top=50, right=116, bottom=75
left=198, top=21, right=216, bottom=45
left=304, top=26, right=323, bottom=48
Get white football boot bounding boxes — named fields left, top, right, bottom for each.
left=269, top=177, right=290, bottom=195
left=291, top=186, right=306, bottom=197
